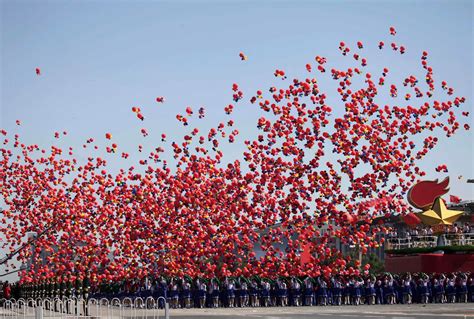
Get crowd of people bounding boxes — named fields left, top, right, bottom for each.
left=7, top=272, right=473, bottom=308
left=388, top=223, right=473, bottom=239
left=386, top=223, right=474, bottom=250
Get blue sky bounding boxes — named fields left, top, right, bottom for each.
left=1, top=0, right=473, bottom=279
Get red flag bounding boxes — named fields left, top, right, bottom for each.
left=402, top=213, right=422, bottom=226
left=449, top=195, right=461, bottom=203
left=301, top=243, right=311, bottom=265
left=300, top=227, right=313, bottom=265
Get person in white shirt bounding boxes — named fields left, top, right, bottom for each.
left=463, top=223, right=471, bottom=234
left=453, top=224, right=459, bottom=234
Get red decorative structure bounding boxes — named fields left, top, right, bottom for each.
left=407, top=177, right=450, bottom=210
left=385, top=253, right=474, bottom=273
left=386, top=177, right=472, bottom=273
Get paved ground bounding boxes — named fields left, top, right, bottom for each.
left=1, top=303, right=473, bottom=319
left=164, top=303, right=474, bottom=319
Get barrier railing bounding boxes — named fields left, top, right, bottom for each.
left=386, top=233, right=474, bottom=250
left=0, top=297, right=169, bottom=319
left=444, top=233, right=474, bottom=246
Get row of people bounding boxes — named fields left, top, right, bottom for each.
left=12, top=272, right=473, bottom=308
left=87, top=272, right=473, bottom=308
left=388, top=223, right=472, bottom=239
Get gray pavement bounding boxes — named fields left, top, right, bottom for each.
left=1, top=303, right=473, bottom=319
left=165, top=303, right=474, bottom=319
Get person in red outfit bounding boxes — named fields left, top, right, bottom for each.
left=3, top=281, right=11, bottom=300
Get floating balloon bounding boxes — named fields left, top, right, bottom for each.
left=239, top=52, right=248, bottom=61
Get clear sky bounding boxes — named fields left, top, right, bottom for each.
left=1, top=0, right=473, bottom=280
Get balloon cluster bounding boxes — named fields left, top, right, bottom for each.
left=1, top=26, right=470, bottom=284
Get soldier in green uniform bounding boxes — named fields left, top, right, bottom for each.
left=53, top=279, right=59, bottom=299
left=44, top=280, right=51, bottom=310
left=65, top=274, right=73, bottom=314
left=83, top=271, right=91, bottom=316
left=83, top=271, right=90, bottom=301
left=74, top=273, right=82, bottom=315
left=53, top=279, right=59, bottom=312
left=47, top=279, right=53, bottom=299
left=58, top=276, right=66, bottom=313
left=75, top=274, right=82, bottom=299
left=33, top=282, right=37, bottom=299
left=22, top=283, right=27, bottom=299
left=66, top=274, right=73, bottom=298
left=40, top=281, right=45, bottom=299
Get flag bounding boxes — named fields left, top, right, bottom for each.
left=402, top=212, right=422, bottom=226
left=449, top=195, right=461, bottom=204
left=301, top=244, right=311, bottom=265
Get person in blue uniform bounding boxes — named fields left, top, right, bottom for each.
left=181, top=280, right=192, bottom=309
left=467, top=276, right=474, bottom=303
left=209, top=278, right=219, bottom=308
left=219, top=283, right=225, bottom=308
left=402, top=273, right=413, bottom=304
left=261, top=280, right=271, bottom=307
left=277, top=279, right=288, bottom=307
left=343, top=280, right=351, bottom=305
left=159, top=278, right=169, bottom=309
left=234, top=281, right=241, bottom=307
left=331, top=276, right=342, bottom=306
left=351, top=277, right=363, bottom=306
left=418, top=274, right=430, bottom=304
left=291, top=278, right=302, bottom=306
left=249, top=280, right=259, bottom=307
left=433, top=277, right=444, bottom=303
left=240, top=280, right=249, bottom=307
left=225, top=278, right=235, bottom=308
left=384, top=274, right=396, bottom=305
left=410, top=276, right=418, bottom=303
left=457, top=273, right=468, bottom=303
left=304, top=277, right=314, bottom=306
left=327, top=280, right=333, bottom=306
left=375, top=279, right=384, bottom=304
left=318, top=277, right=328, bottom=306
left=446, top=274, right=456, bottom=303
left=196, top=279, right=207, bottom=308
left=365, top=277, right=376, bottom=305
left=169, top=279, right=179, bottom=309
left=393, top=275, right=401, bottom=303
left=270, top=282, right=277, bottom=307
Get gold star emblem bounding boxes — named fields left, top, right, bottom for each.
left=417, top=197, right=463, bottom=226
